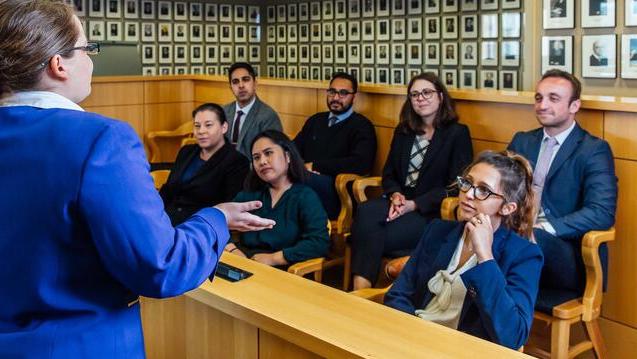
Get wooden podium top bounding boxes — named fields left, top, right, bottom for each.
left=185, top=253, right=528, bottom=359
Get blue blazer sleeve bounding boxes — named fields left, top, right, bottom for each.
left=460, top=242, right=543, bottom=349
left=78, top=122, right=230, bottom=298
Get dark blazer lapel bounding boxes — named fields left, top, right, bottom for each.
left=226, top=105, right=237, bottom=133
left=420, top=223, right=465, bottom=306
left=399, top=132, right=415, bottom=180
left=170, top=146, right=199, bottom=183
left=416, top=124, right=447, bottom=175
left=237, top=97, right=262, bottom=145
left=546, top=124, right=584, bottom=182
left=527, top=129, right=544, bottom=167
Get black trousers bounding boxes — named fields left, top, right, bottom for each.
left=350, top=197, right=431, bottom=284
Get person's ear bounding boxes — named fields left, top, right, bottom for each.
left=569, top=98, right=581, bottom=114
left=499, top=201, right=518, bottom=216
left=221, top=121, right=229, bottom=134
left=46, top=54, right=70, bottom=81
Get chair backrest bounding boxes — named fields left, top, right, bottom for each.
left=146, top=121, right=194, bottom=163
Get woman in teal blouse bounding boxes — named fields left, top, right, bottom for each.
left=225, top=130, right=330, bottom=266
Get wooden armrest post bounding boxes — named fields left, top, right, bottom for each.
left=440, top=197, right=460, bottom=221
left=334, top=174, right=362, bottom=236
left=580, top=228, right=615, bottom=321
left=352, top=177, right=383, bottom=204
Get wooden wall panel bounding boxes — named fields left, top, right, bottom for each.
left=356, top=93, right=403, bottom=128
left=194, top=81, right=234, bottom=105
left=280, top=114, right=308, bottom=139
left=84, top=105, right=144, bottom=140
left=575, top=109, right=604, bottom=139
left=599, top=317, right=637, bottom=359
left=145, top=80, right=194, bottom=104
left=372, top=126, right=394, bottom=176
left=604, top=111, right=637, bottom=161
left=456, top=101, right=538, bottom=142
left=141, top=297, right=186, bottom=359
left=259, top=331, right=322, bottom=359
left=258, top=86, right=319, bottom=117
left=82, top=82, right=144, bottom=107
left=602, top=159, right=637, bottom=328
left=471, top=139, right=508, bottom=157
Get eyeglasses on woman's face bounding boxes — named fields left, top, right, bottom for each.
left=63, top=42, right=100, bottom=56
left=408, top=88, right=438, bottom=100
left=456, top=176, right=505, bottom=201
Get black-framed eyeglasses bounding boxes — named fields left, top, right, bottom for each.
left=409, top=89, right=439, bottom=100
left=62, top=42, right=100, bottom=56
left=456, top=176, right=505, bottom=201
left=326, top=88, right=355, bottom=97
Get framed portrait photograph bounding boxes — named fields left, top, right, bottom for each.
left=89, top=0, right=104, bottom=17
left=408, top=68, right=421, bottom=81
left=248, top=6, right=260, bottom=23
left=461, top=0, right=478, bottom=11
left=235, top=25, right=247, bottom=43
left=266, top=6, right=275, bottom=22
left=311, top=44, right=322, bottom=64
left=626, top=0, right=637, bottom=26
left=362, top=67, right=374, bottom=84
left=235, top=45, right=247, bottom=62
left=362, top=20, right=374, bottom=41
left=499, top=40, right=519, bottom=67
left=480, top=70, right=498, bottom=89
left=105, top=0, right=121, bottom=18
left=298, top=24, right=309, bottom=42
left=311, top=23, right=322, bottom=42
left=142, top=66, right=157, bottom=76
left=311, top=2, right=322, bottom=20
left=277, top=45, right=287, bottom=62
left=299, top=3, right=309, bottom=21
left=425, top=0, right=440, bottom=13
left=299, top=66, right=309, bottom=80
left=582, top=34, right=616, bottom=78
left=288, top=65, right=298, bottom=80
left=621, top=34, right=637, bottom=78
left=191, top=45, right=203, bottom=63
left=220, top=45, right=233, bottom=63
left=481, top=13, right=498, bottom=38
left=425, top=68, right=439, bottom=77
left=323, top=66, right=334, bottom=81
left=376, top=67, right=389, bottom=85
left=349, top=44, right=361, bottom=63
left=481, top=0, right=499, bottom=10
left=541, top=36, right=573, bottom=73
left=392, top=43, right=405, bottom=65
left=500, top=70, right=517, bottom=90
left=249, top=26, right=260, bottom=43
left=392, top=19, right=406, bottom=40
left=266, top=45, right=275, bottom=62
left=235, top=5, right=247, bottom=22
left=408, top=0, right=423, bottom=14
left=300, top=45, right=310, bottom=63
left=502, top=12, right=520, bottom=38
left=174, top=45, right=188, bottom=64
left=376, top=43, right=390, bottom=64
left=442, top=16, right=458, bottom=39
left=377, top=19, right=390, bottom=41
left=141, top=22, right=155, bottom=42
left=173, top=23, right=187, bottom=43
left=335, top=44, right=347, bottom=64
left=158, top=45, right=172, bottom=64
left=425, top=17, right=440, bottom=39
left=206, top=45, right=219, bottom=63
left=266, top=65, right=275, bottom=78
left=443, top=0, right=458, bottom=12
left=349, top=0, right=361, bottom=17
left=124, top=22, right=139, bottom=42
left=502, top=0, right=522, bottom=9
left=481, top=41, right=498, bottom=66
left=89, top=20, right=105, bottom=41
left=310, top=66, right=320, bottom=81
left=142, top=45, right=156, bottom=64
left=219, top=4, right=232, bottom=22
left=206, top=66, right=219, bottom=76
left=362, top=43, right=375, bottom=64
left=543, top=0, right=574, bottom=29
left=323, top=44, right=334, bottom=64
left=377, top=0, right=390, bottom=16
left=191, top=66, right=204, bottom=75
left=288, top=44, right=298, bottom=63
left=425, top=43, right=440, bottom=65
left=72, top=0, right=86, bottom=16
left=460, top=70, right=476, bottom=89
left=349, top=67, right=360, bottom=82
left=205, top=24, right=218, bottom=42
left=288, top=3, right=298, bottom=21
left=189, top=3, right=202, bottom=21
left=157, top=1, right=172, bottom=20
left=124, top=0, right=138, bottom=19
left=158, top=66, right=172, bottom=75
left=287, top=24, right=297, bottom=43
left=461, top=15, right=478, bottom=38
left=442, top=69, right=457, bottom=88
left=408, top=18, right=422, bottom=40
left=349, top=21, right=361, bottom=41
left=408, top=43, right=422, bottom=65
left=461, top=42, right=478, bottom=66
left=335, top=22, right=347, bottom=42
left=362, top=0, right=375, bottom=17
left=266, top=25, right=275, bottom=43
left=393, top=0, right=406, bottom=15
left=205, top=3, right=217, bottom=21
left=174, top=66, right=187, bottom=75
left=335, top=0, right=348, bottom=18
left=220, top=24, right=232, bottom=43
left=174, top=2, right=187, bottom=21
left=392, top=68, right=405, bottom=85
left=141, top=0, right=155, bottom=19
left=323, top=23, right=334, bottom=42
left=582, top=0, right=616, bottom=27
left=442, top=42, right=458, bottom=65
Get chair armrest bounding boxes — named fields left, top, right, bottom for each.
left=150, top=170, right=170, bottom=190
left=441, top=197, right=459, bottom=221
left=146, top=122, right=193, bottom=163
left=352, top=176, right=383, bottom=203
left=350, top=286, right=392, bottom=304
left=333, top=173, right=362, bottom=236
left=287, top=258, right=325, bottom=277
left=581, top=227, right=615, bottom=321
left=385, top=256, right=410, bottom=280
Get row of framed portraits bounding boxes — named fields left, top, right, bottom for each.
left=71, top=0, right=260, bottom=23
left=265, top=13, right=521, bottom=44
left=141, top=44, right=261, bottom=65
left=543, top=0, right=637, bottom=28
left=541, top=34, right=637, bottom=78
left=264, top=41, right=521, bottom=67
left=86, top=20, right=261, bottom=43
left=266, top=0, right=522, bottom=22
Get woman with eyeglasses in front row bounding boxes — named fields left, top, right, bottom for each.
left=350, top=72, right=473, bottom=290
left=384, top=151, right=543, bottom=350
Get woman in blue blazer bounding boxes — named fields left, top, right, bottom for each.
left=385, top=151, right=543, bottom=349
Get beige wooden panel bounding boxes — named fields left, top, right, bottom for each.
left=145, top=80, right=194, bottom=104
left=84, top=105, right=144, bottom=141
left=602, top=159, right=637, bottom=328
left=599, top=317, right=637, bottom=359
left=456, top=101, right=538, bottom=143
left=259, top=331, right=323, bottom=359
left=141, top=297, right=186, bottom=359
left=575, top=109, right=604, bottom=139
left=471, top=140, right=508, bottom=158
left=604, top=111, right=637, bottom=161
left=355, top=92, right=404, bottom=128
left=81, top=82, right=144, bottom=107
left=258, top=85, right=319, bottom=117
left=193, top=81, right=235, bottom=105
left=372, top=126, right=394, bottom=176
left=280, top=114, right=308, bottom=139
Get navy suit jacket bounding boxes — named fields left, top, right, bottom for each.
left=508, top=123, right=617, bottom=240
left=224, top=96, right=282, bottom=158
left=385, top=220, right=543, bottom=349
left=0, top=106, right=229, bottom=358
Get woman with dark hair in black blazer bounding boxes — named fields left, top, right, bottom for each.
left=160, top=103, right=250, bottom=225
left=350, top=72, right=473, bottom=290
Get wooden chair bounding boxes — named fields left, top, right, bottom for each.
left=150, top=170, right=170, bottom=190
left=146, top=121, right=193, bottom=163
left=287, top=174, right=362, bottom=287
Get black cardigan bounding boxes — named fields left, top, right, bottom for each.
left=382, top=122, right=473, bottom=217
left=160, top=142, right=249, bottom=225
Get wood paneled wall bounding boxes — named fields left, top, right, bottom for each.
left=82, top=76, right=637, bottom=357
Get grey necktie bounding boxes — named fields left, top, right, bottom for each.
left=532, top=137, right=558, bottom=205
left=328, top=115, right=338, bottom=127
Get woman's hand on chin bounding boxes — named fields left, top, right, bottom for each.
left=465, top=213, right=495, bottom=263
